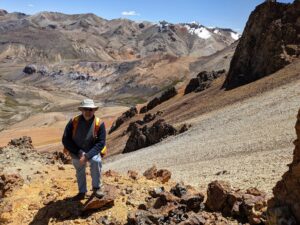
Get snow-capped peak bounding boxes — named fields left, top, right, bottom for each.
left=184, top=24, right=211, bottom=39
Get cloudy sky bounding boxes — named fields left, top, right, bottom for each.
left=0, top=0, right=294, bottom=32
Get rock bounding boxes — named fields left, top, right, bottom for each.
left=123, top=119, right=177, bottom=153
left=143, top=165, right=157, bottom=180
left=143, top=113, right=156, bottom=123
left=128, top=170, right=139, bottom=180
left=52, top=151, right=72, bottom=164
left=82, top=184, right=117, bottom=211
left=23, top=64, right=37, bottom=74
left=156, top=169, right=171, bottom=183
left=58, top=165, right=65, bottom=170
left=179, top=124, right=191, bottom=134
left=139, top=106, right=148, bottom=114
left=205, top=180, right=232, bottom=212
left=0, top=9, right=8, bottom=16
left=0, top=173, right=24, bottom=198
left=109, top=107, right=138, bottom=134
left=178, top=214, right=206, bottom=225
left=267, top=108, right=300, bottom=223
left=223, top=1, right=300, bottom=90
left=8, top=136, right=33, bottom=149
left=184, top=70, right=225, bottom=95
left=170, top=183, right=188, bottom=198
left=140, top=87, right=178, bottom=113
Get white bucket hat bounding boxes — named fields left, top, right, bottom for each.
left=78, top=99, right=99, bottom=110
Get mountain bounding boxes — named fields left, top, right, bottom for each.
left=223, top=0, right=300, bottom=90
left=0, top=10, right=239, bottom=103
left=0, top=11, right=239, bottom=62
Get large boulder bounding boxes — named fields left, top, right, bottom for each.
left=184, top=70, right=225, bottom=95
left=267, top=108, right=300, bottom=224
left=223, top=1, right=300, bottom=89
left=123, top=119, right=177, bottom=153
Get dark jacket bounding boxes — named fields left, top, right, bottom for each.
left=62, top=115, right=106, bottom=159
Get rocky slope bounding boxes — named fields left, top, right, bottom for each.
left=223, top=0, right=300, bottom=89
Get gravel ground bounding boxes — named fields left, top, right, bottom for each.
left=104, top=80, right=300, bottom=195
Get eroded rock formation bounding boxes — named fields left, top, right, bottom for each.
left=223, top=0, right=300, bottom=89
left=267, top=108, right=300, bottom=224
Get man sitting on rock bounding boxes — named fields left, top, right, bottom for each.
left=62, top=99, right=107, bottom=200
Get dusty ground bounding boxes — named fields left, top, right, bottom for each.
left=104, top=78, right=300, bottom=196
left=0, top=163, right=176, bottom=225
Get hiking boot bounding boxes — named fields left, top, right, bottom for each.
left=70, top=192, right=86, bottom=201
left=93, top=188, right=104, bottom=198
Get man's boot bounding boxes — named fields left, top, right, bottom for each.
left=93, top=188, right=104, bottom=198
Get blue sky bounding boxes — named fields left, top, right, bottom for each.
left=0, top=0, right=294, bottom=32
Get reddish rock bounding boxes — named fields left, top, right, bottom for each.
left=82, top=184, right=117, bottom=211
left=268, top=108, right=300, bottom=223
left=156, top=169, right=171, bottom=183
left=205, top=180, right=232, bottom=211
left=143, top=165, right=157, bottom=180
left=0, top=173, right=24, bottom=198
left=128, top=170, right=139, bottom=180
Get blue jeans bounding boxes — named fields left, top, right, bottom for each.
left=72, top=154, right=102, bottom=193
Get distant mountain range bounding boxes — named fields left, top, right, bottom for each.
left=0, top=10, right=239, bottom=62
left=0, top=9, right=239, bottom=103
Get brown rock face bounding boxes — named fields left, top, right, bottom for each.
left=123, top=119, right=177, bottom=153
left=0, top=173, right=24, bottom=198
left=109, top=107, right=138, bottom=134
left=223, top=1, right=300, bottom=90
left=267, top=108, right=300, bottom=224
left=205, top=180, right=268, bottom=224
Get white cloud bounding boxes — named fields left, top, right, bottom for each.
left=28, top=4, right=34, bottom=7
left=121, top=11, right=140, bottom=16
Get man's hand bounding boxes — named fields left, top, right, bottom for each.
left=79, top=154, right=88, bottom=165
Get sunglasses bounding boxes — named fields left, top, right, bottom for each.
left=82, top=108, right=94, bottom=112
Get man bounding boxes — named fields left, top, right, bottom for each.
left=62, top=99, right=106, bottom=200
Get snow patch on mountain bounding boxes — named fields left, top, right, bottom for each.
left=230, top=32, right=240, bottom=40
left=184, top=25, right=211, bottom=39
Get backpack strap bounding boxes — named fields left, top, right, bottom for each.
left=94, top=117, right=107, bottom=156
left=71, top=115, right=81, bottom=138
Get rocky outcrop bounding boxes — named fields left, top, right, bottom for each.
left=139, top=87, right=178, bottom=113
left=123, top=119, right=177, bottom=153
left=184, top=70, right=225, bottom=95
left=223, top=1, right=300, bottom=89
left=267, top=108, right=300, bottom=224
left=8, top=136, right=33, bottom=149
left=143, top=166, right=172, bottom=183
left=109, top=107, right=138, bottom=134
left=206, top=180, right=268, bottom=224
